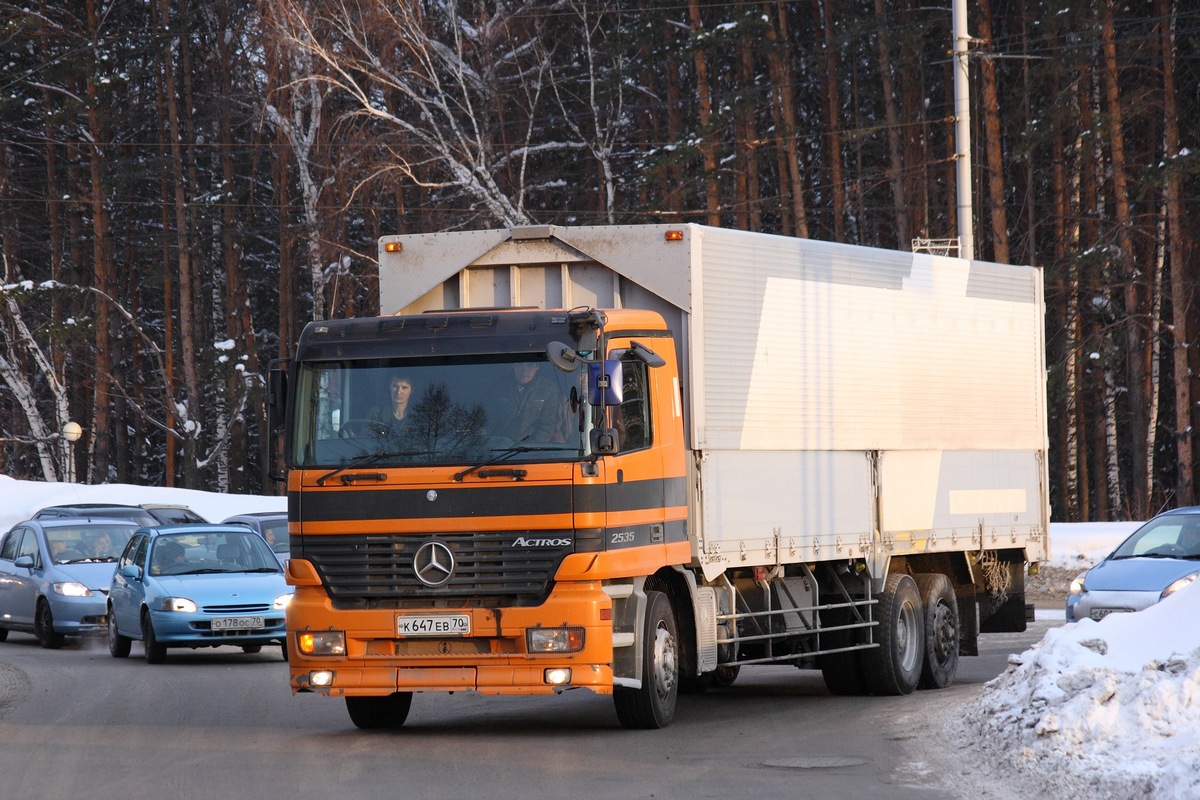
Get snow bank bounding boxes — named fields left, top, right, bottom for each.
left=1047, top=520, right=1142, bottom=569
left=0, top=475, right=284, bottom=532
left=966, top=579, right=1200, bottom=798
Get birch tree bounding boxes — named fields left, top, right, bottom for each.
left=265, top=0, right=542, bottom=233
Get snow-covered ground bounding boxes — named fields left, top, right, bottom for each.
left=915, top=518, right=1198, bottom=800
left=1, top=478, right=1196, bottom=797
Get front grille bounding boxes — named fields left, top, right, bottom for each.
left=301, top=532, right=573, bottom=604
left=201, top=603, right=272, bottom=614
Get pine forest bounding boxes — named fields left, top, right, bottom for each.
left=1, top=1, right=1198, bottom=523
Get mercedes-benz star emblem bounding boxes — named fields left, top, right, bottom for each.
left=413, top=541, right=455, bottom=587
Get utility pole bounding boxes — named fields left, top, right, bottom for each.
left=952, top=0, right=975, bottom=260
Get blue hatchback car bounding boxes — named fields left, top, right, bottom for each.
left=0, top=519, right=139, bottom=647
left=107, top=525, right=293, bottom=663
left=1066, top=507, right=1200, bottom=622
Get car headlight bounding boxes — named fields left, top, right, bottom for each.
left=1068, top=573, right=1088, bottom=598
left=159, top=597, right=197, bottom=613
left=1161, top=572, right=1198, bottom=600
left=52, top=581, right=93, bottom=597
left=273, top=593, right=294, bottom=610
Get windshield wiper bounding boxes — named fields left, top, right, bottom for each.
left=316, top=449, right=427, bottom=486
left=452, top=444, right=574, bottom=482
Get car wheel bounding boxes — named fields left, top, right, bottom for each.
left=108, top=609, right=131, bottom=658
left=346, top=693, right=413, bottom=729
left=914, top=573, right=960, bottom=689
left=241, top=644, right=263, bottom=654
left=0, top=627, right=8, bottom=642
left=613, top=590, right=679, bottom=729
left=35, top=599, right=65, bottom=649
left=142, top=612, right=167, bottom=664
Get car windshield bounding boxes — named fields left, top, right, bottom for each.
left=48, top=525, right=137, bottom=564
left=147, top=507, right=205, bottom=524
left=148, top=531, right=283, bottom=576
left=290, top=357, right=593, bottom=468
left=1110, top=514, right=1200, bottom=559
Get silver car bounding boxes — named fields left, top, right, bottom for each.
left=1066, top=508, right=1200, bottom=622
left=0, top=519, right=139, bottom=647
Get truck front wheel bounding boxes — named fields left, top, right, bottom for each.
left=862, top=574, right=923, bottom=695
left=614, top=590, right=678, bottom=729
left=346, top=692, right=413, bottom=729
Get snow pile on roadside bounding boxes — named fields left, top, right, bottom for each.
left=965, top=581, right=1200, bottom=798
left=1046, top=520, right=1142, bottom=568
left=0, top=475, right=283, bottom=532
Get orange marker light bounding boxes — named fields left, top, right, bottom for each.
left=664, top=230, right=684, bottom=242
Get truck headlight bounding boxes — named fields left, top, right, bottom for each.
left=527, top=627, right=585, bottom=654
left=298, top=631, right=346, bottom=656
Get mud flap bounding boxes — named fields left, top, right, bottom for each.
left=978, top=560, right=1027, bottom=633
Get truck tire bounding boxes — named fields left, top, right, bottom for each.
left=861, top=574, right=923, bottom=695
left=914, top=573, right=959, bottom=689
left=346, top=692, right=413, bottom=729
left=614, top=590, right=678, bottom=729
left=713, top=664, right=740, bottom=687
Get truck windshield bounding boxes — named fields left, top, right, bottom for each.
left=290, top=357, right=592, bottom=468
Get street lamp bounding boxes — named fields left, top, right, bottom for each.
left=0, top=421, right=83, bottom=482
left=60, top=421, right=82, bottom=483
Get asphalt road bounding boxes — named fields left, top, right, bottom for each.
left=0, top=618, right=1060, bottom=800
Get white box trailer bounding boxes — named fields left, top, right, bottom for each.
left=379, top=223, right=1049, bottom=590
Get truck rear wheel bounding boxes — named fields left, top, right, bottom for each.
left=346, top=692, right=413, bottom=729
left=914, top=573, right=959, bottom=689
left=614, top=590, right=678, bottom=729
left=861, top=574, right=923, bottom=695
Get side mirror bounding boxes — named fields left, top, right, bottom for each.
left=14, top=556, right=34, bottom=569
left=546, top=341, right=581, bottom=372
left=588, top=361, right=624, bottom=406
left=590, top=427, right=619, bottom=455
left=629, top=340, right=666, bottom=368
left=120, top=564, right=142, bottom=580
left=266, top=358, right=290, bottom=430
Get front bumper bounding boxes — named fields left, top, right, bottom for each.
left=287, top=581, right=615, bottom=697
left=47, top=594, right=109, bottom=635
left=148, top=610, right=288, bottom=646
left=1067, top=589, right=1159, bottom=623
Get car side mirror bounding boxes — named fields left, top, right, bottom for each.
left=119, top=564, right=142, bottom=580
left=14, top=556, right=34, bottom=569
